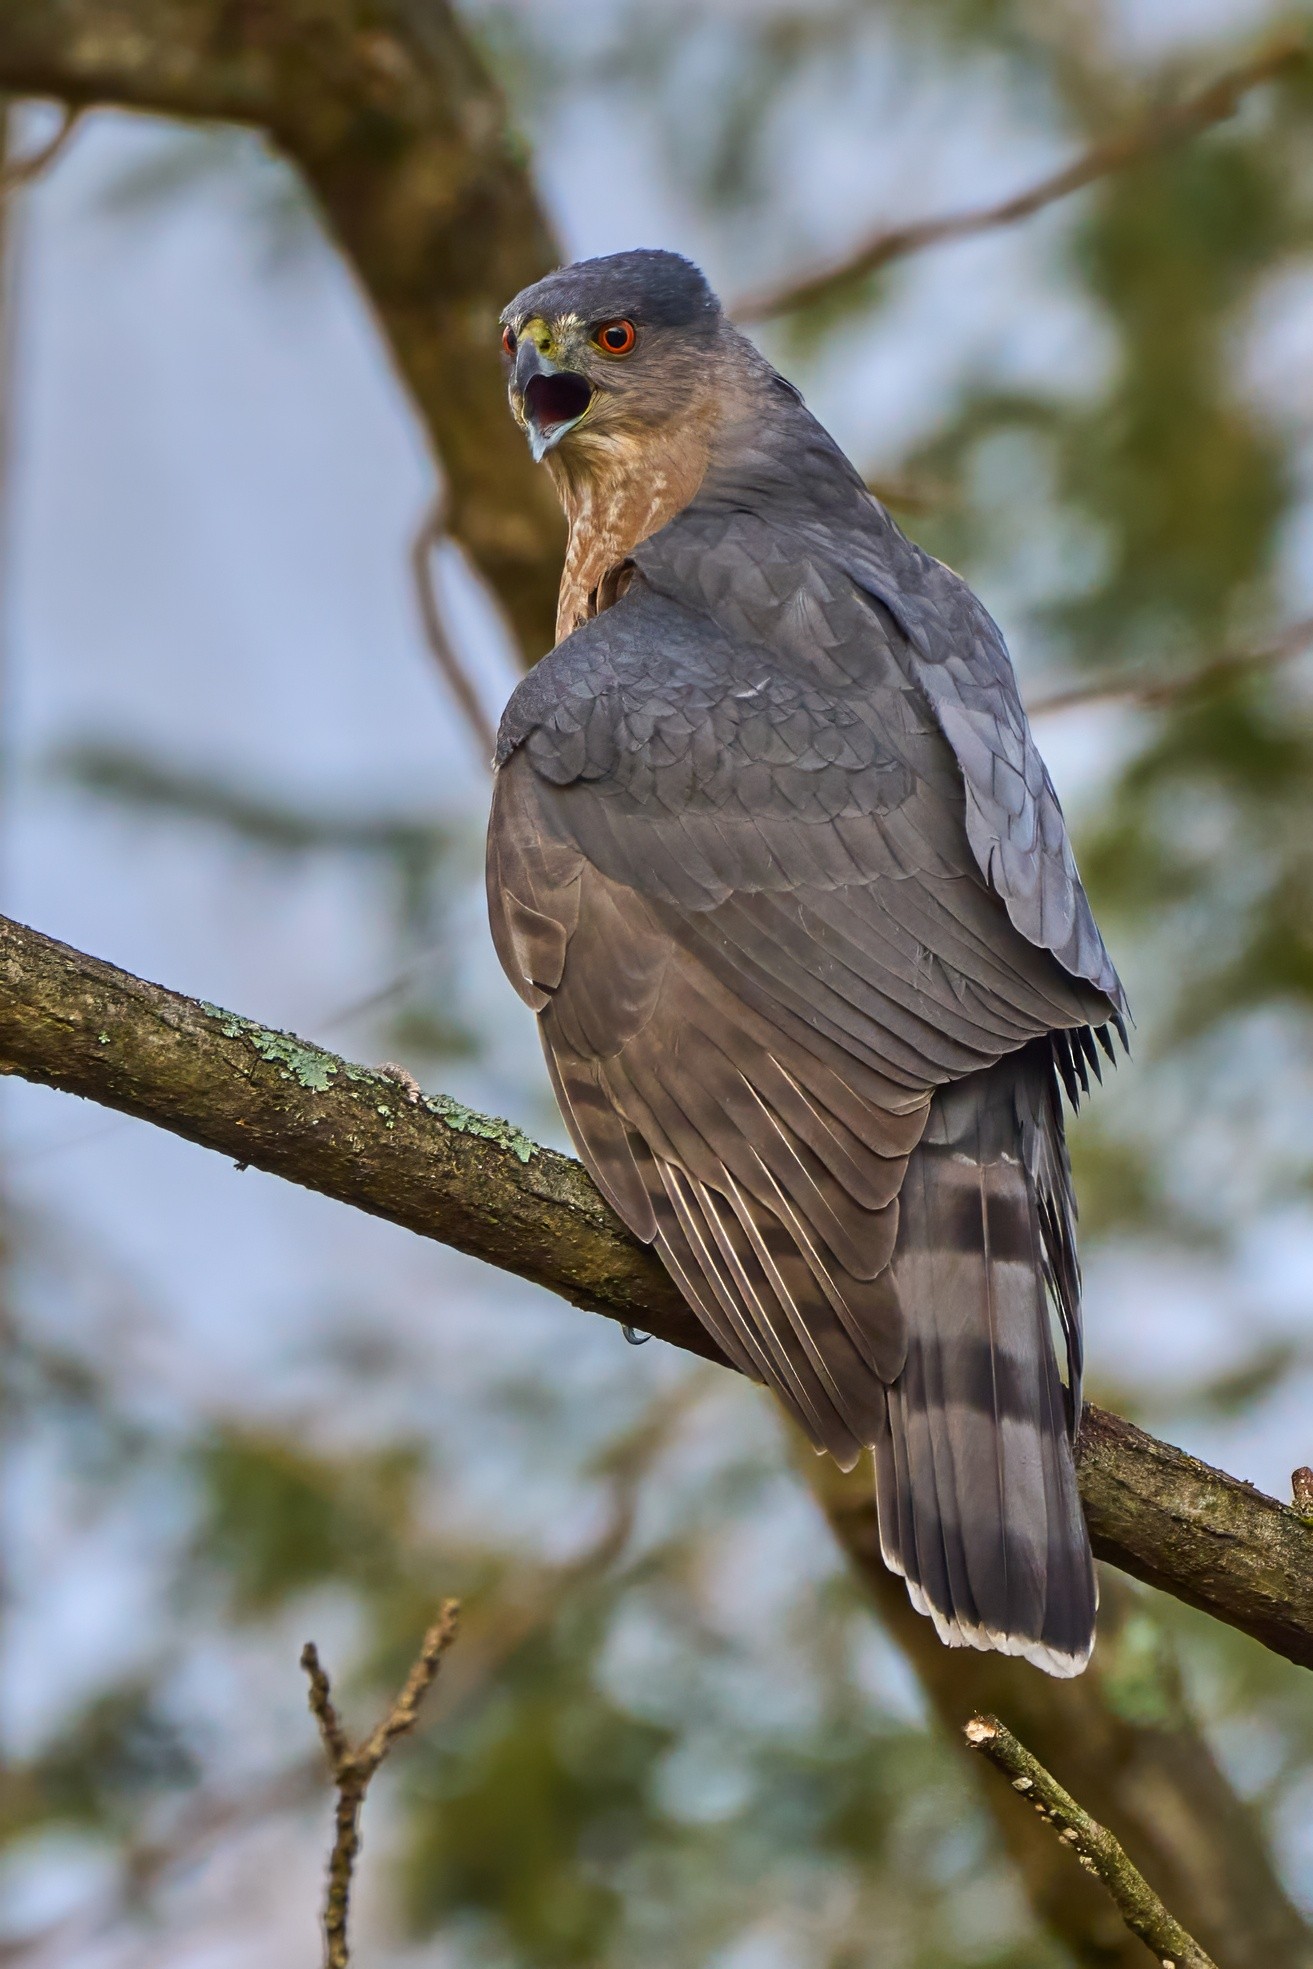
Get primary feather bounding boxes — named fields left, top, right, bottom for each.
left=488, top=249, right=1124, bottom=1675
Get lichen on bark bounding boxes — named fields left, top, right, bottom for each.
left=2, top=909, right=1312, bottom=1681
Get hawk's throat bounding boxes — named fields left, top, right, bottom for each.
left=548, top=420, right=713, bottom=644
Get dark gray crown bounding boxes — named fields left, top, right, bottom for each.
left=502, top=249, right=722, bottom=336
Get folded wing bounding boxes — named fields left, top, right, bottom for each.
left=488, top=585, right=1112, bottom=1475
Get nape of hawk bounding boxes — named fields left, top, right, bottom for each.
left=487, top=248, right=1126, bottom=1677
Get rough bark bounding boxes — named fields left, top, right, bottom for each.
left=3, top=911, right=1313, bottom=1687
left=0, top=0, right=564, bottom=660
left=0, top=914, right=707, bottom=1351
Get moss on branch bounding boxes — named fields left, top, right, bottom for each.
left=2, top=911, right=1312, bottom=1674
left=0, top=913, right=719, bottom=1363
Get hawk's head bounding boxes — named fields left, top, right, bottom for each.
left=500, top=249, right=724, bottom=465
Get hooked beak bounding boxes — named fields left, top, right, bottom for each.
left=513, top=340, right=593, bottom=462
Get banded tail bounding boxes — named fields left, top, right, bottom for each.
left=874, top=1041, right=1096, bottom=1677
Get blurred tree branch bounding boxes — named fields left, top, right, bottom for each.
left=734, top=36, right=1306, bottom=322
left=0, top=0, right=564, bottom=658
left=3, top=911, right=1313, bottom=1686
left=1028, top=613, right=1313, bottom=717
left=0, top=101, right=82, bottom=194
left=410, top=498, right=497, bottom=761
left=5, top=12, right=1302, bottom=674
left=302, top=1601, right=460, bottom=1969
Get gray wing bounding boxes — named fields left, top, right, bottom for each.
left=488, top=584, right=1113, bottom=1469
left=841, top=522, right=1125, bottom=1011
left=635, top=496, right=1127, bottom=1015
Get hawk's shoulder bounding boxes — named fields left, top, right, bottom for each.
left=633, top=483, right=1126, bottom=1014
left=495, top=578, right=915, bottom=828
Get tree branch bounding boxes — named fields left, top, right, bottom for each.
left=2, top=911, right=1312, bottom=1671
left=409, top=497, right=496, bottom=763
left=0, top=912, right=714, bottom=1356
left=809, top=1452, right=1313, bottom=1969
left=302, top=1601, right=460, bottom=1969
left=0, top=102, right=82, bottom=194
left=1028, top=614, right=1313, bottom=717
left=0, top=0, right=565, bottom=659
left=4, top=12, right=1306, bottom=1958
left=964, top=1714, right=1218, bottom=1969
left=735, top=38, right=1305, bottom=322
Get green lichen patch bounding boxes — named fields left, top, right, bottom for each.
left=198, top=1000, right=538, bottom=1159
left=201, top=1003, right=341, bottom=1094
left=421, top=1090, right=537, bottom=1163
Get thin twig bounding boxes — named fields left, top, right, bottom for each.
left=866, top=473, right=955, bottom=515
left=0, top=1394, right=693, bottom=1969
left=0, top=106, right=82, bottom=198
left=736, top=38, right=1305, bottom=321
left=964, top=1715, right=1218, bottom=1969
left=301, top=1601, right=460, bottom=1969
left=410, top=499, right=497, bottom=763
left=1028, top=613, right=1313, bottom=717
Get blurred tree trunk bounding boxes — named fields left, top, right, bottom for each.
left=0, top=6, right=1309, bottom=1965
left=0, top=0, right=564, bottom=659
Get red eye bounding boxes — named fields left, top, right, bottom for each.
left=501, top=324, right=517, bottom=357
left=594, top=319, right=636, bottom=356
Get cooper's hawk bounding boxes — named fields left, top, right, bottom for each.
left=486, top=250, right=1125, bottom=1676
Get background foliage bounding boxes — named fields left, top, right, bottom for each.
left=3, top=2, right=1313, bottom=1964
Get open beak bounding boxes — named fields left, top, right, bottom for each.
left=513, top=340, right=593, bottom=462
